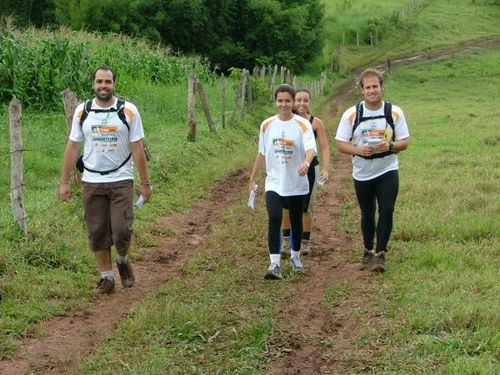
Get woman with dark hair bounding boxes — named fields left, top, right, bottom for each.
left=281, top=89, right=330, bottom=256
left=248, top=84, right=317, bottom=279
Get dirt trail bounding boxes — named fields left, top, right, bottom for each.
left=0, top=170, right=250, bottom=375
left=1, top=37, right=498, bottom=375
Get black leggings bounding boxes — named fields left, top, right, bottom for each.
left=266, top=191, right=306, bottom=254
left=354, top=170, right=399, bottom=252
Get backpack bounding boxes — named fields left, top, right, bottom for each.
left=76, top=98, right=150, bottom=175
left=352, top=101, right=396, bottom=160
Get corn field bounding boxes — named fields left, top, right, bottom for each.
left=0, top=24, right=215, bottom=110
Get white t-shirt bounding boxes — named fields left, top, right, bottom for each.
left=69, top=98, right=145, bottom=183
left=335, top=101, right=409, bottom=181
left=258, top=114, right=317, bottom=196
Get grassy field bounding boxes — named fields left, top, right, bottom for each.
left=75, top=48, right=500, bottom=374
left=1, top=0, right=499, bottom=372
left=318, top=0, right=500, bottom=72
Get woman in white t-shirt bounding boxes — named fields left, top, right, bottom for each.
left=248, top=84, right=317, bottom=280
left=335, top=68, right=409, bottom=273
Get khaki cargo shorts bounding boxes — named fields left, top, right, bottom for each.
left=82, top=180, right=134, bottom=252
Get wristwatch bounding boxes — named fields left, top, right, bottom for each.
left=388, top=142, right=394, bottom=151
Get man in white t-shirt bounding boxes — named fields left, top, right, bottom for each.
left=335, top=68, right=409, bottom=273
left=59, top=66, right=152, bottom=294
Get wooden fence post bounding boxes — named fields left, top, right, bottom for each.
left=270, top=65, right=278, bottom=101
left=260, top=66, right=266, bottom=80
left=187, top=73, right=197, bottom=142
left=230, top=72, right=245, bottom=124
left=240, top=69, right=248, bottom=118
left=245, top=70, right=253, bottom=108
left=221, top=73, right=226, bottom=129
left=195, top=79, right=216, bottom=133
left=9, top=96, right=27, bottom=235
left=60, top=89, right=82, bottom=187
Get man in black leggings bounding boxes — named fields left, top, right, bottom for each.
left=335, top=68, right=410, bottom=272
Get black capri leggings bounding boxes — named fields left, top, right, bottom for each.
left=266, top=191, right=306, bottom=254
left=354, top=170, right=399, bottom=252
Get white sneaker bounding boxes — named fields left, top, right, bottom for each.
left=264, top=263, right=283, bottom=280
left=290, top=257, right=305, bottom=273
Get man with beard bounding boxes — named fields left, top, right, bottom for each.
left=59, top=66, right=152, bottom=294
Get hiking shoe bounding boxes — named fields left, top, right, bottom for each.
left=359, top=249, right=374, bottom=270
left=93, top=277, right=115, bottom=295
left=301, top=240, right=311, bottom=256
left=290, top=257, right=305, bottom=273
left=116, top=260, right=135, bottom=288
left=371, top=251, right=386, bottom=273
left=281, top=236, right=290, bottom=256
left=264, top=263, right=283, bottom=280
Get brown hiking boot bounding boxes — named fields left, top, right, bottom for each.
left=371, top=251, right=386, bottom=273
left=93, top=277, right=115, bottom=295
left=359, top=249, right=374, bottom=270
left=116, top=260, right=135, bottom=288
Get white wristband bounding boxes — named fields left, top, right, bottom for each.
left=304, top=161, right=310, bottom=167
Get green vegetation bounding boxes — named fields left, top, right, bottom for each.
left=318, top=0, right=500, bottom=72
left=0, top=0, right=499, bottom=372
left=1, top=0, right=325, bottom=73
left=377, top=48, right=499, bottom=374
left=0, top=24, right=213, bottom=109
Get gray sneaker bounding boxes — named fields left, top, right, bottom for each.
left=264, top=263, right=283, bottom=280
left=290, top=257, right=305, bottom=273
left=359, top=249, right=374, bottom=270
left=281, top=236, right=290, bottom=256
left=371, top=251, right=386, bottom=273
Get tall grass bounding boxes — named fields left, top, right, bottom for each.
left=0, top=24, right=214, bottom=110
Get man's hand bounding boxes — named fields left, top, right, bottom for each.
left=59, top=183, right=71, bottom=202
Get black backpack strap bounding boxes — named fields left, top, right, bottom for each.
left=116, top=99, right=130, bottom=131
left=83, top=153, right=132, bottom=175
left=80, top=98, right=129, bottom=130
left=351, top=101, right=363, bottom=137
left=384, top=101, right=395, bottom=141
left=79, top=99, right=92, bottom=127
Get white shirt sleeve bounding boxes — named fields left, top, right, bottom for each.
left=68, top=103, right=85, bottom=143
left=335, top=106, right=356, bottom=143
left=126, top=102, right=145, bottom=142
left=393, top=105, right=410, bottom=140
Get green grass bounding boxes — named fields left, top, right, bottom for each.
left=358, top=48, right=499, bottom=373
left=318, top=0, right=500, bottom=72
